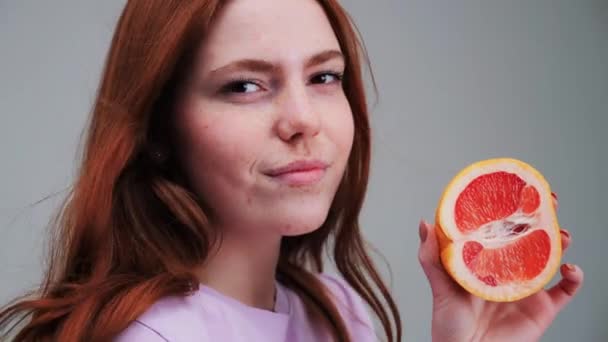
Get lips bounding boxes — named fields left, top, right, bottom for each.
left=264, top=160, right=329, bottom=186
left=265, top=160, right=328, bottom=176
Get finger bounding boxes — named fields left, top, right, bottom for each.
left=551, top=192, right=558, bottom=210
left=418, top=220, right=459, bottom=298
left=560, top=229, right=571, bottom=251
left=546, top=263, right=584, bottom=310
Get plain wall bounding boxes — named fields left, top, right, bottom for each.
left=1, top=0, right=606, bottom=341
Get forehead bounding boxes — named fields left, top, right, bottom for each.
left=200, top=0, right=341, bottom=70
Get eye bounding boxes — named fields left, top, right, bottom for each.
left=310, top=72, right=343, bottom=85
left=221, top=80, right=261, bottom=94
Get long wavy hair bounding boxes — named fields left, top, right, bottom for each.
left=0, top=1, right=402, bottom=341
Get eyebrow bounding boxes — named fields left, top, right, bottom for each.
left=208, top=49, right=344, bottom=76
left=305, top=49, right=344, bottom=68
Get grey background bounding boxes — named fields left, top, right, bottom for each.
left=1, top=0, right=606, bottom=341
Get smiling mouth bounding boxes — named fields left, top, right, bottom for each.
left=269, top=168, right=326, bottom=186
left=264, top=160, right=329, bottom=186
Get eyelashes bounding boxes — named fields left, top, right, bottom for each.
left=220, top=78, right=262, bottom=94
left=219, top=71, right=344, bottom=96
left=310, top=71, right=344, bottom=85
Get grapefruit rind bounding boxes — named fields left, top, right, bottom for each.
left=435, top=158, right=562, bottom=302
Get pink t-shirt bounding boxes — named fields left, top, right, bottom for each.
left=115, top=273, right=377, bottom=341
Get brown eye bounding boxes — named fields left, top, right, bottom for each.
left=310, top=72, right=342, bottom=85
left=222, top=81, right=261, bottom=94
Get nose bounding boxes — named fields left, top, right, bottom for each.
left=274, top=82, right=321, bottom=142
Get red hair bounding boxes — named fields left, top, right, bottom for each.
left=1, top=1, right=402, bottom=341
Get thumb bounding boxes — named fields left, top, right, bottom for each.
left=418, top=220, right=459, bottom=298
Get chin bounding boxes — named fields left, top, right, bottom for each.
left=274, top=203, right=332, bottom=237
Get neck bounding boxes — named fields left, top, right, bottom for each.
left=197, top=229, right=282, bottom=311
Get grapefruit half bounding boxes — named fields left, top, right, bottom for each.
left=435, top=158, right=562, bottom=302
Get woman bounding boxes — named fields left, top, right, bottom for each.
left=0, top=0, right=583, bottom=341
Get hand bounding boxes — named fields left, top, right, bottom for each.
left=418, top=194, right=584, bottom=342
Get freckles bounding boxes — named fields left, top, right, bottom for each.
left=281, top=223, right=313, bottom=236
left=282, top=223, right=304, bottom=235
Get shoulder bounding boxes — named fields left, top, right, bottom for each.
left=316, top=272, right=377, bottom=338
left=114, top=291, right=212, bottom=342
left=114, top=320, right=169, bottom=341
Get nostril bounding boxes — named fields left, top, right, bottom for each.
left=288, top=132, right=303, bottom=142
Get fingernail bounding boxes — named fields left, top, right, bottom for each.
left=560, top=229, right=570, bottom=239
left=565, top=263, right=576, bottom=271
left=419, top=220, right=428, bottom=243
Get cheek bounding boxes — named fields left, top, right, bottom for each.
left=326, top=99, right=355, bottom=155
left=175, top=107, right=265, bottom=192
left=188, top=122, right=253, bottom=175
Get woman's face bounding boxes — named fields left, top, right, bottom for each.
left=173, top=0, right=354, bottom=237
